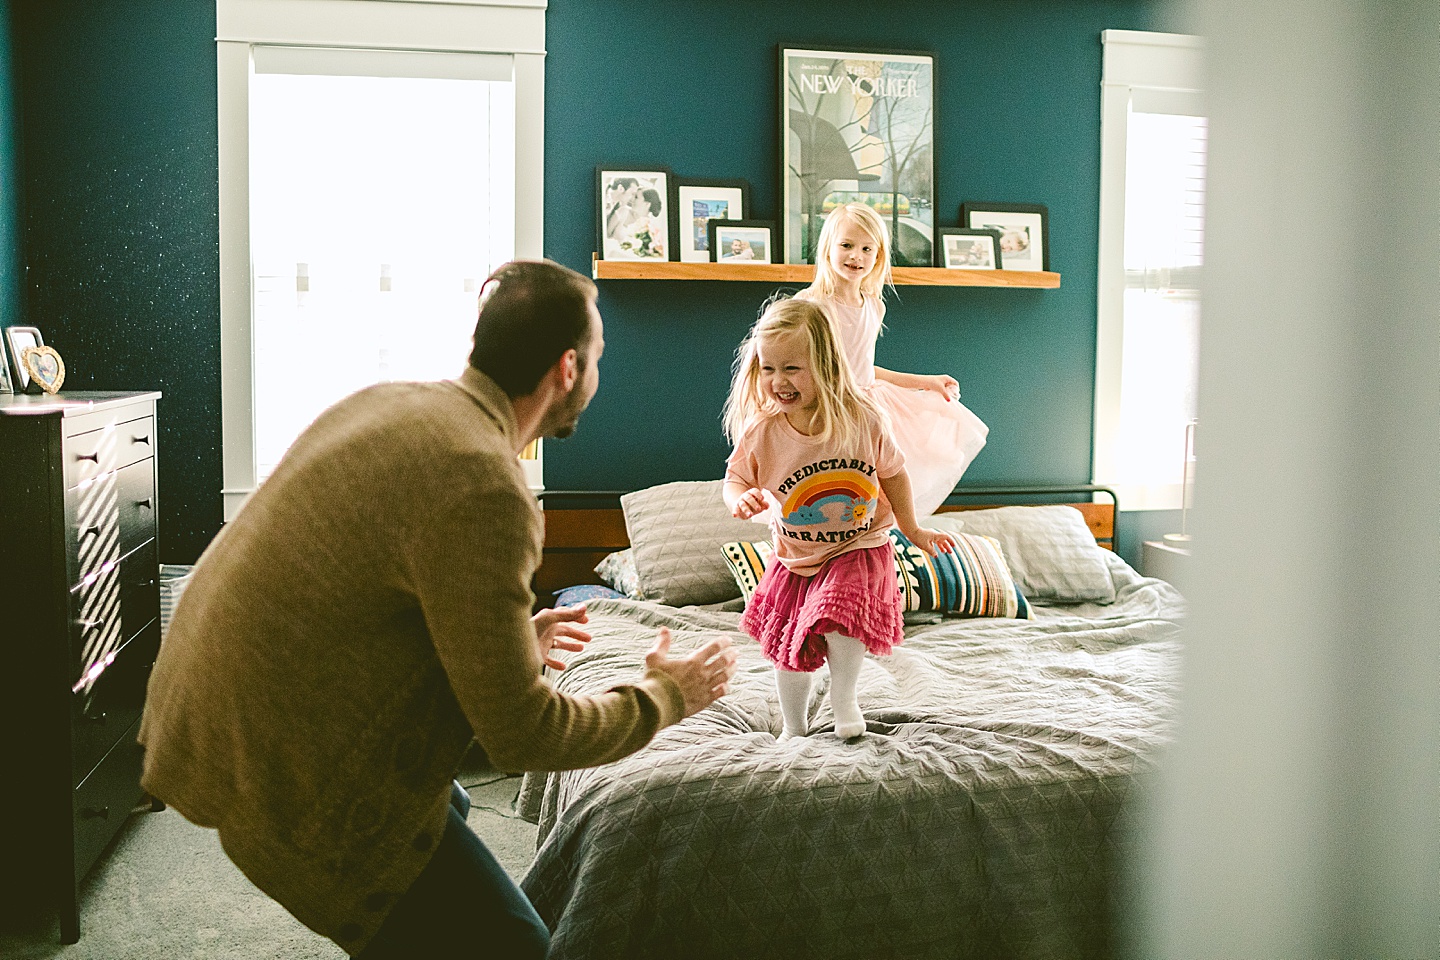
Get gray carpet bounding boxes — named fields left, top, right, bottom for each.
left=0, top=767, right=539, bottom=959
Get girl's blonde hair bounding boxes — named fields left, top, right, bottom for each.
left=722, top=296, right=887, bottom=450
left=804, top=202, right=893, bottom=301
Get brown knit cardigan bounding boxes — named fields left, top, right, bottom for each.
left=139, top=367, right=683, bottom=952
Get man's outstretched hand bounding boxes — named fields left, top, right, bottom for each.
left=644, top=627, right=738, bottom=718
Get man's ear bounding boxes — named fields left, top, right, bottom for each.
left=554, top=348, right=579, bottom=391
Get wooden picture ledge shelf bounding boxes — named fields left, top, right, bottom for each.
left=591, top=255, right=1060, bottom=289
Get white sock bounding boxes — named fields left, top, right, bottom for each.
left=775, top=668, right=813, bottom=739
left=825, top=633, right=867, bottom=739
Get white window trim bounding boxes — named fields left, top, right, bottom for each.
left=1094, top=29, right=1204, bottom=511
left=217, top=0, right=546, bottom=520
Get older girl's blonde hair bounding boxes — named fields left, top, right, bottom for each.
left=722, top=296, right=887, bottom=450
left=803, top=202, right=893, bottom=302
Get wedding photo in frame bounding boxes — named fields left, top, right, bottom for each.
left=937, top=227, right=1003, bottom=269
left=596, top=166, right=674, bottom=261
left=780, top=46, right=936, bottom=267
left=960, top=202, right=1049, bottom=271
left=672, top=178, right=751, bottom=263
left=707, top=220, right=774, bottom=264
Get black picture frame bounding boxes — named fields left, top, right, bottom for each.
left=671, top=177, right=752, bottom=263
left=707, top=219, right=775, bottom=264
left=596, top=166, right=675, bottom=261
left=4, top=325, right=44, bottom=394
left=936, top=228, right=1004, bottom=270
left=779, top=45, right=938, bottom=267
left=959, top=202, right=1049, bottom=272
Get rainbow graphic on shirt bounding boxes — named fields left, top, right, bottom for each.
left=781, top=468, right=879, bottom=527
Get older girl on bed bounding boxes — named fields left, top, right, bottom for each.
left=797, top=202, right=989, bottom=517
left=721, top=297, right=955, bottom=740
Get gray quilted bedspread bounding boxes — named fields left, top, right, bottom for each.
left=518, top=554, right=1183, bottom=960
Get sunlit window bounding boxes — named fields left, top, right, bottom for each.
left=249, top=62, right=514, bottom=478
left=1094, top=30, right=1204, bottom=510
left=1114, top=111, right=1205, bottom=493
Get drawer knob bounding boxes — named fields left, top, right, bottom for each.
left=82, top=709, right=108, bottom=724
left=133, top=434, right=150, bottom=445
left=76, top=451, right=100, bottom=463
left=136, top=498, right=153, bottom=510
left=78, top=618, right=104, bottom=631
left=80, top=524, right=102, bottom=539
left=81, top=806, right=110, bottom=821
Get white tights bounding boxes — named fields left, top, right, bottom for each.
left=775, top=632, right=868, bottom=740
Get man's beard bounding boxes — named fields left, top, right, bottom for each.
left=540, top=380, right=590, bottom=439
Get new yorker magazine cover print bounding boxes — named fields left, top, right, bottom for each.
left=780, top=47, right=936, bottom=267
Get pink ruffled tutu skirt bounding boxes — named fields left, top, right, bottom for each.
left=741, top=543, right=904, bottom=672
left=869, top=380, right=988, bottom=518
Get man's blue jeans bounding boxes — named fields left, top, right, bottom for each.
left=353, top=782, right=548, bottom=958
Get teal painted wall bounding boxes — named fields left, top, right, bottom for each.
left=5, top=0, right=1179, bottom=565
left=542, top=0, right=1168, bottom=503
left=12, top=0, right=221, bottom=563
left=0, top=2, right=19, bottom=327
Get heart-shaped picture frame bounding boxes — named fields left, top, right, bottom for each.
left=22, top=345, right=65, bottom=394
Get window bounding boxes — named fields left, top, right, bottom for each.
left=217, top=0, right=546, bottom=519
left=1094, top=30, right=1205, bottom=510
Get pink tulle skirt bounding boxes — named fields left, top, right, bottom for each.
left=741, top=544, right=904, bottom=672
left=870, top=380, right=989, bottom=518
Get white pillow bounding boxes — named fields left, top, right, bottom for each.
left=923, top=505, right=1116, bottom=603
left=620, top=480, right=761, bottom=606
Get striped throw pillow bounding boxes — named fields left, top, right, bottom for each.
left=721, top=531, right=1030, bottom=620
left=888, top=529, right=1030, bottom=620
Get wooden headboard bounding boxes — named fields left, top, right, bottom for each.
left=533, top=485, right=1118, bottom=607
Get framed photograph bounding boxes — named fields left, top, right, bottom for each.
left=959, top=202, right=1049, bottom=271
left=4, top=325, right=44, bottom=394
left=708, top=220, right=774, bottom=264
left=672, top=178, right=752, bottom=263
left=936, top=228, right=1003, bottom=270
left=780, top=46, right=936, bottom=267
left=596, top=167, right=674, bottom=261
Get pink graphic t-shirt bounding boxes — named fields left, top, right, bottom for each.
left=725, top=410, right=905, bottom=577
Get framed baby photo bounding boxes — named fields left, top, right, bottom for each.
left=708, top=220, right=774, bottom=264
left=672, top=177, right=752, bottom=263
left=4, top=325, right=44, bottom=394
left=959, top=202, right=1049, bottom=271
left=596, top=166, right=674, bottom=261
left=936, top=228, right=1003, bottom=270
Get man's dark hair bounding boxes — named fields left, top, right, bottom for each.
left=468, top=260, right=598, bottom=397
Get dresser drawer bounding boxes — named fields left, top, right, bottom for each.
left=72, top=720, right=145, bottom=882
left=115, top=459, right=157, bottom=560
left=71, top=619, right=159, bottom=787
left=114, top=416, right=156, bottom=470
left=71, top=540, right=158, bottom=689
left=63, top=414, right=155, bottom=491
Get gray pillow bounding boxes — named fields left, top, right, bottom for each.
left=923, top=505, right=1116, bottom=603
left=620, top=480, right=763, bottom=606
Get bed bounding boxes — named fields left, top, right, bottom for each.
left=518, top=482, right=1183, bottom=960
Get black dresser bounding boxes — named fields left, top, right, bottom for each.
left=0, top=391, right=162, bottom=943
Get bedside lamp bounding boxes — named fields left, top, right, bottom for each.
left=1164, top=419, right=1196, bottom=545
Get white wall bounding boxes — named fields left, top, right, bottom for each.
left=1143, top=0, right=1439, bottom=955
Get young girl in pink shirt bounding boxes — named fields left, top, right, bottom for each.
left=722, top=297, right=955, bottom=740
left=798, top=202, right=989, bottom=517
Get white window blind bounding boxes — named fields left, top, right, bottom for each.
left=248, top=51, right=515, bottom=478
